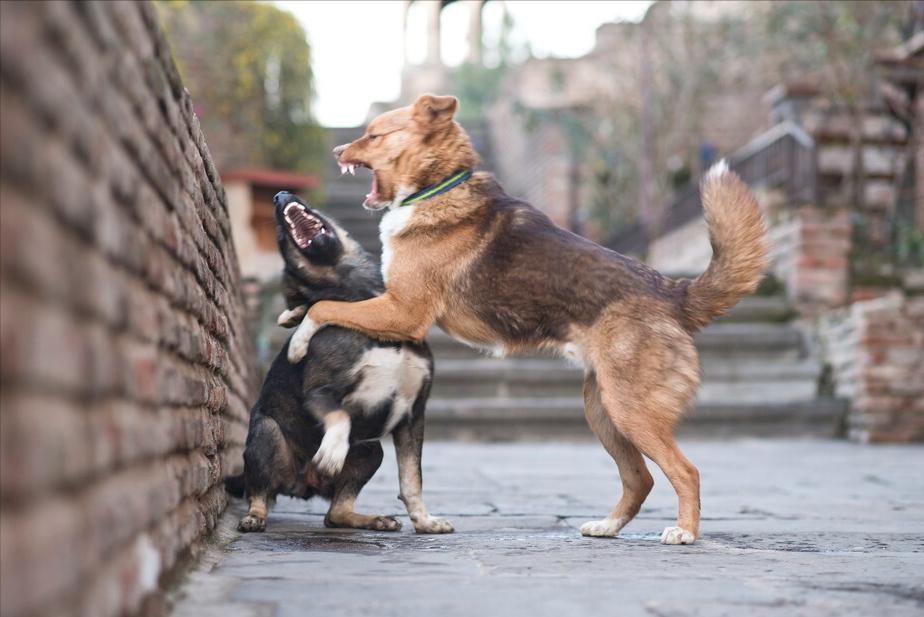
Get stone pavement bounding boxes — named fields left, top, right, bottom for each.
left=170, top=439, right=924, bottom=617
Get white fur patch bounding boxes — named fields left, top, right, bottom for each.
left=287, top=316, right=318, bottom=363
left=580, top=517, right=627, bottom=537
left=345, top=346, right=429, bottom=436
left=313, top=416, right=351, bottom=476
left=660, top=526, right=696, bottom=545
left=705, top=159, right=729, bottom=181
left=379, top=203, right=415, bottom=284
left=560, top=342, right=585, bottom=368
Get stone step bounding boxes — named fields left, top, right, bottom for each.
left=430, top=358, right=820, bottom=401
left=714, top=296, right=794, bottom=323
left=423, top=397, right=846, bottom=440
left=426, top=321, right=805, bottom=361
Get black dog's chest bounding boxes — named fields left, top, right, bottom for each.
left=343, top=345, right=431, bottom=438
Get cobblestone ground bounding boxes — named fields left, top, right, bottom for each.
left=171, top=439, right=924, bottom=617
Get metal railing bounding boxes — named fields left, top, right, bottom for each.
left=607, top=121, right=817, bottom=255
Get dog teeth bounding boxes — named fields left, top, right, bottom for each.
left=348, top=164, right=355, bottom=175
left=339, top=163, right=348, bottom=175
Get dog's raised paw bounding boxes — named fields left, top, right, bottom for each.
left=660, top=526, right=696, bottom=545
left=277, top=306, right=307, bottom=328
left=414, top=516, right=454, bottom=534
left=287, top=317, right=318, bottom=363
left=312, top=443, right=348, bottom=477
left=580, top=517, right=625, bottom=537
left=238, top=515, right=266, bottom=533
left=312, top=420, right=350, bottom=477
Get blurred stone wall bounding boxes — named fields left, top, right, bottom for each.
left=820, top=287, right=924, bottom=442
left=0, top=2, right=255, bottom=616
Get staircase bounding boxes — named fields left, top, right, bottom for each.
left=311, top=127, right=844, bottom=440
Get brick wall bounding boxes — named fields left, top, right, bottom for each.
left=782, top=207, right=852, bottom=314
left=821, top=288, right=924, bottom=442
left=0, top=3, right=254, bottom=616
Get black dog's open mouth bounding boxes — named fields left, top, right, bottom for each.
left=283, top=201, right=329, bottom=250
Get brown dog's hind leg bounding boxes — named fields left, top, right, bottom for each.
left=579, top=371, right=654, bottom=538
left=324, top=441, right=402, bottom=531
left=588, top=318, right=702, bottom=544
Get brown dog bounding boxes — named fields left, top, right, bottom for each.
left=289, top=94, right=767, bottom=544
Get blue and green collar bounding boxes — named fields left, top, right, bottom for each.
left=399, top=169, right=473, bottom=207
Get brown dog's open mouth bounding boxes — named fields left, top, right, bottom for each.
left=340, top=160, right=381, bottom=208
left=365, top=172, right=381, bottom=207
left=283, top=202, right=328, bottom=249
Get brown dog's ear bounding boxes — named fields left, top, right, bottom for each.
left=413, top=94, right=458, bottom=125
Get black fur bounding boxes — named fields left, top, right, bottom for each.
left=226, top=191, right=433, bottom=532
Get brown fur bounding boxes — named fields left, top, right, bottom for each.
left=308, top=94, right=768, bottom=543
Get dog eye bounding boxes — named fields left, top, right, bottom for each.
left=368, top=134, right=379, bottom=142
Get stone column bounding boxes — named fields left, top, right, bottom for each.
left=467, top=1, right=483, bottom=64
left=402, top=0, right=412, bottom=66
left=426, top=0, right=441, bottom=65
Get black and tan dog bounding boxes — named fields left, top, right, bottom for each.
left=288, top=94, right=769, bottom=545
left=224, top=191, right=452, bottom=535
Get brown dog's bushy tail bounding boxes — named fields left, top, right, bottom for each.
left=681, top=161, right=768, bottom=332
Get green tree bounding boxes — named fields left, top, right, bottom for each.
left=156, top=0, right=322, bottom=172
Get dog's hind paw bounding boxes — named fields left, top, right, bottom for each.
left=325, top=513, right=402, bottom=531
left=413, top=516, right=454, bottom=534
left=370, top=516, right=402, bottom=532
left=238, top=514, right=266, bottom=533
left=287, top=316, right=318, bottom=363
left=580, top=517, right=627, bottom=538
left=660, top=526, right=696, bottom=545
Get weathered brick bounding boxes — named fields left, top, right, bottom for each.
left=1, top=4, right=254, bottom=616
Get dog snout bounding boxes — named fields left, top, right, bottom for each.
left=273, top=191, right=294, bottom=209
left=332, top=144, right=347, bottom=160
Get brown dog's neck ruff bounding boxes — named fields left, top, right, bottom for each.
left=399, top=169, right=473, bottom=207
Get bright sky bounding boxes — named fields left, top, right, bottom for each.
left=275, top=1, right=652, bottom=127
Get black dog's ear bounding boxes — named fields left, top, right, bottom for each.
left=413, top=94, right=458, bottom=126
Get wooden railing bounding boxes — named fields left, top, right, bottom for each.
left=607, top=121, right=817, bottom=255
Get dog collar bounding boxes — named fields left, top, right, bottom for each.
left=399, top=169, right=473, bottom=207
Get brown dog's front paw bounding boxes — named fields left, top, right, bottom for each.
left=660, top=526, right=696, bottom=545
left=414, top=516, right=454, bottom=534
left=238, top=514, right=266, bottom=533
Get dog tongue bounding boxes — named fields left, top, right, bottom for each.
left=365, top=174, right=378, bottom=204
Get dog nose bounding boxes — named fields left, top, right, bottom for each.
left=332, top=144, right=346, bottom=158
left=273, top=191, right=292, bottom=208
